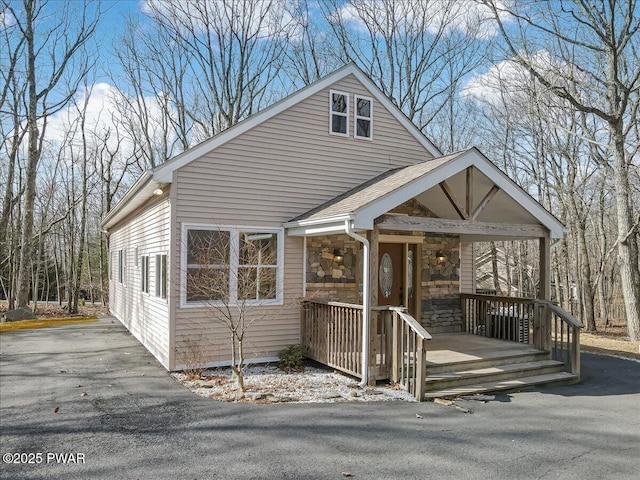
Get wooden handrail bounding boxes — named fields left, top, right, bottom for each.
left=395, top=310, right=432, bottom=341
left=534, top=300, right=583, bottom=378
left=461, top=293, right=537, bottom=304
left=534, top=300, right=584, bottom=328
left=304, top=299, right=364, bottom=310
left=390, top=309, right=430, bottom=401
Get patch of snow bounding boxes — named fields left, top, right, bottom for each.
left=171, top=365, right=417, bottom=403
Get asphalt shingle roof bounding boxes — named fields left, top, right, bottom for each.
left=289, top=150, right=467, bottom=223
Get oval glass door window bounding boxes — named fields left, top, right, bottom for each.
left=379, top=253, right=393, bottom=298
left=407, top=250, right=413, bottom=297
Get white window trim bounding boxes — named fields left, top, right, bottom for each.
left=180, top=223, right=284, bottom=308
left=141, top=254, right=150, bottom=295
left=118, top=248, right=126, bottom=286
left=354, top=94, right=373, bottom=140
left=329, top=90, right=349, bottom=137
left=154, top=252, right=168, bottom=300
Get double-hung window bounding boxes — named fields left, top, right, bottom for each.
left=141, top=255, right=150, bottom=294
left=155, top=254, right=167, bottom=299
left=183, top=226, right=282, bottom=305
left=329, top=90, right=349, bottom=136
left=186, top=230, right=230, bottom=302
left=238, top=232, right=278, bottom=301
left=118, top=249, right=126, bottom=285
left=354, top=95, right=372, bottom=139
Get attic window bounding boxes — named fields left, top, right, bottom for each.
left=354, top=95, right=372, bottom=139
left=330, top=90, right=349, bottom=136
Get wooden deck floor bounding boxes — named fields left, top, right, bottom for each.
left=425, top=333, right=546, bottom=367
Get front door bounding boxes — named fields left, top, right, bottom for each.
left=378, top=243, right=404, bottom=307
left=378, top=243, right=418, bottom=317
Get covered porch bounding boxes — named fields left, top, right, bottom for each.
left=287, top=148, right=583, bottom=401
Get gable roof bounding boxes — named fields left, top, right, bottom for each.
left=152, top=63, right=441, bottom=183
left=102, top=63, right=442, bottom=230
left=288, top=152, right=460, bottom=223
left=285, top=147, right=565, bottom=239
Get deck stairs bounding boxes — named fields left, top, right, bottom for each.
left=421, top=334, right=578, bottom=399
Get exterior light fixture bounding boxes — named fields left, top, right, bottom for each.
left=333, top=248, right=343, bottom=262
left=153, top=187, right=164, bottom=196
left=436, top=250, right=447, bottom=263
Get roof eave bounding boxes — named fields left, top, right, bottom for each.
left=100, top=171, right=155, bottom=230
left=152, top=63, right=442, bottom=183
left=284, top=214, right=354, bottom=237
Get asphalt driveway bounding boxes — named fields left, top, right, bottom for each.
left=1, top=316, right=639, bottom=480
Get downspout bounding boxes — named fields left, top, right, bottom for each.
left=345, top=220, right=370, bottom=388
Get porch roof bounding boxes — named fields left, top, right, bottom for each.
left=284, top=147, right=565, bottom=239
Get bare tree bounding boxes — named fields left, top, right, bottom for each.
left=322, top=0, right=489, bottom=134
left=142, top=0, right=292, bottom=137
left=281, top=0, right=339, bottom=88
left=483, top=0, right=640, bottom=340
left=184, top=228, right=279, bottom=392
left=3, top=0, right=100, bottom=309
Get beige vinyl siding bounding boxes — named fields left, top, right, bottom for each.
left=108, top=196, right=171, bottom=368
left=175, top=74, right=434, bottom=224
left=173, top=74, right=436, bottom=365
left=459, top=242, right=475, bottom=293
left=174, top=234, right=303, bottom=367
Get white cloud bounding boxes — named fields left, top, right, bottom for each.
left=44, top=83, right=176, bottom=166
left=0, top=8, right=16, bottom=28
left=335, top=0, right=513, bottom=40
left=461, top=50, right=566, bottom=106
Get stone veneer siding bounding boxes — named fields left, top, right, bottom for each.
left=420, top=236, right=462, bottom=333
left=305, top=234, right=360, bottom=304
left=304, top=231, right=464, bottom=331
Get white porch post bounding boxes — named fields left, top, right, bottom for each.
left=344, top=221, right=371, bottom=387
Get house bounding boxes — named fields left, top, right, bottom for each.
left=101, top=64, right=582, bottom=400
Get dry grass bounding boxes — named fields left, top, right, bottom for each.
left=0, top=316, right=98, bottom=332
left=0, top=301, right=106, bottom=333
left=580, top=319, right=640, bottom=361
left=0, top=302, right=109, bottom=319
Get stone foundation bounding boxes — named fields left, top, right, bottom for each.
left=421, top=292, right=462, bottom=333
left=420, top=236, right=462, bottom=333
left=306, top=283, right=359, bottom=303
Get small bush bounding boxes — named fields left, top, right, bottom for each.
left=178, top=336, right=206, bottom=380
left=278, top=344, right=308, bottom=373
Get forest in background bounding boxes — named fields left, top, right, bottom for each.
left=1, top=0, right=638, bottom=339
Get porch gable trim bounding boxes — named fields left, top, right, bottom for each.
left=376, top=215, right=549, bottom=238
left=353, top=148, right=564, bottom=238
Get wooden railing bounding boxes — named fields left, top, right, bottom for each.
left=301, top=301, right=431, bottom=400
left=461, top=293, right=584, bottom=377
left=301, top=300, right=363, bottom=378
left=536, top=300, right=583, bottom=377
left=389, top=308, right=431, bottom=401
left=461, top=293, right=536, bottom=344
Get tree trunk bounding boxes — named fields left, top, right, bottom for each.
left=16, top=0, right=39, bottom=309
left=610, top=119, right=640, bottom=340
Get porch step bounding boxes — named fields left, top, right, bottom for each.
left=423, top=371, right=579, bottom=399
left=426, top=360, right=564, bottom=391
left=425, top=350, right=551, bottom=375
